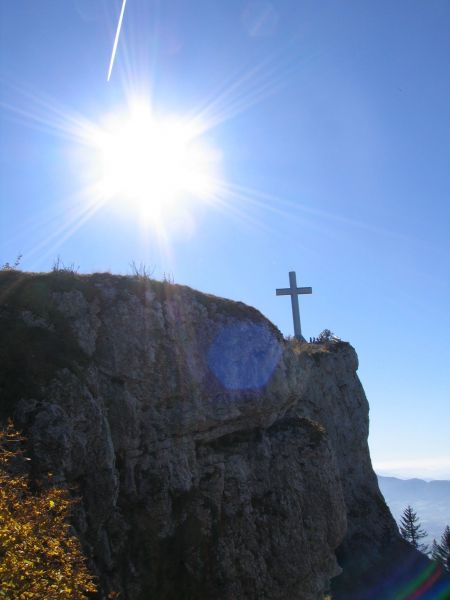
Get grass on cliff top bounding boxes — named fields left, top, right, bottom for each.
left=0, top=268, right=278, bottom=330
left=0, top=268, right=282, bottom=419
left=0, top=270, right=91, bottom=420
left=287, top=336, right=348, bottom=356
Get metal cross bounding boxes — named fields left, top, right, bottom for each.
left=276, top=271, right=312, bottom=340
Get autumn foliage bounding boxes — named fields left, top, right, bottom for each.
left=0, top=421, right=97, bottom=599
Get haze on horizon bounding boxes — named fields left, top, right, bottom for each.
left=0, top=1, right=449, bottom=480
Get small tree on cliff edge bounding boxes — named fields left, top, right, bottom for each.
left=317, top=329, right=334, bottom=342
left=0, top=421, right=97, bottom=599
left=399, top=505, right=428, bottom=553
left=431, top=526, right=450, bottom=572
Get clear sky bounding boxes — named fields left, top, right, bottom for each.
left=1, top=0, right=449, bottom=479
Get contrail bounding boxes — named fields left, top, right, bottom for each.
left=107, top=0, right=127, bottom=81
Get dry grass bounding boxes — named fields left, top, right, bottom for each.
left=286, top=337, right=331, bottom=355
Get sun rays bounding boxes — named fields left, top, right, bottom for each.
left=0, top=64, right=403, bottom=270
left=0, top=67, right=291, bottom=264
left=85, top=99, right=220, bottom=221
left=0, top=18, right=325, bottom=269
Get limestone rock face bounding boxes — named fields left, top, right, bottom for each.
left=0, top=272, right=400, bottom=599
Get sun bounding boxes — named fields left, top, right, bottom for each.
left=86, top=100, right=219, bottom=220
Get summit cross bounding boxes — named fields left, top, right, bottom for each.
left=276, top=271, right=312, bottom=340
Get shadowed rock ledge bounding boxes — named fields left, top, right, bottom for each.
left=0, top=271, right=426, bottom=599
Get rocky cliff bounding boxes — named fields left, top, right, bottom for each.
left=0, top=271, right=435, bottom=599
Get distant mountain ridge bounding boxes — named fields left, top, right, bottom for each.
left=378, top=475, right=450, bottom=546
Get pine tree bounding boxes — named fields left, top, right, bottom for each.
left=431, top=526, right=450, bottom=572
left=399, top=505, right=428, bottom=553
left=431, top=539, right=441, bottom=560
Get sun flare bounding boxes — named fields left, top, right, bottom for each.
left=87, top=101, right=219, bottom=219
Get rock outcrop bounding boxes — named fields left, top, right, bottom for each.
left=0, top=271, right=433, bottom=599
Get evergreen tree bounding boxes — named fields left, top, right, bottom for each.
left=399, top=505, right=428, bottom=553
left=431, top=526, right=450, bottom=572
left=431, top=539, right=440, bottom=560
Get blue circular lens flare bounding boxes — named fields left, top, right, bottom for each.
left=207, top=322, right=282, bottom=390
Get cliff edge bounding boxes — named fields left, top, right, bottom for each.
left=0, top=271, right=432, bottom=599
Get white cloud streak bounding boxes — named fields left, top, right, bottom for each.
left=107, top=0, right=127, bottom=82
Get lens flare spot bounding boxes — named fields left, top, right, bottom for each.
left=208, top=322, right=282, bottom=390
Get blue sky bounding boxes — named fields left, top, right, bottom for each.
left=1, top=0, right=449, bottom=478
